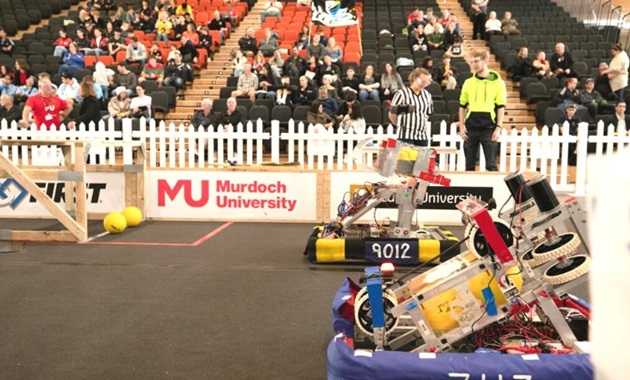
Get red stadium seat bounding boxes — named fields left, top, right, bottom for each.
left=84, top=55, right=97, bottom=67
left=98, top=55, right=114, bottom=66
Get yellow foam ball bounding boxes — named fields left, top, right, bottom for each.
left=104, top=212, right=127, bottom=234
left=122, top=206, right=143, bottom=227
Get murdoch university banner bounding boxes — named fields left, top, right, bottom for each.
left=311, top=0, right=358, bottom=26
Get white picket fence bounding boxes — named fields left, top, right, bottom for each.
left=2, top=118, right=630, bottom=195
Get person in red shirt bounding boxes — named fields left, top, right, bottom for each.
left=19, top=77, right=72, bottom=131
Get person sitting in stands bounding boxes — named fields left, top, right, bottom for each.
left=553, top=77, right=586, bottom=112
left=283, top=47, right=306, bottom=77
left=259, top=28, right=279, bottom=58
left=409, top=24, right=428, bottom=52
left=84, top=28, right=109, bottom=58
left=501, top=11, right=521, bottom=36
left=358, top=65, right=381, bottom=102
left=163, top=52, right=189, bottom=91
left=340, top=67, right=360, bottom=100
left=532, top=51, right=552, bottom=79
left=446, top=36, right=465, bottom=58
left=155, top=11, right=173, bottom=42
left=380, top=62, right=405, bottom=101
left=208, top=10, right=227, bottom=43
left=317, top=55, right=341, bottom=86
left=611, top=101, right=630, bottom=131
left=231, top=49, right=247, bottom=76
left=175, top=1, right=194, bottom=19
left=53, top=29, right=74, bottom=58
left=183, top=23, right=200, bottom=46
left=231, top=63, right=258, bottom=102
left=484, top=11, right=502, bottom=39
left=306, top=34, right=326, bottom=60
left=0, top=29, right=14, bottom=57
left=15, top=75, right=38, bottom=104
left=108, top=29, right=127, bottom=57
left=238, top=27, right=258, bottom=57
left=0, top=94, right=20, bottom=124
left=57, top=71, right=80, bottom=104
left=595, top=62, right=615, bottom=100
left=326, top=37, right=343, bottom=64
left=59, top=43, right=85, bottom=75
left=107, top=89, right=131, bottom=120
left=138, top=55, right=164, bottom=87
left=443, top=22, right=460, bottom=51
left=551, top=43, right=576, bottom=81
left=125, top=37, right=147, bottom=67
left=112, top=63, right=137, bottom=97
left=337, top=92, right=366, bottom=133
left=509, top=47, right=533, bottom=82
left=130, top=85, right=152, bottom=119
left=313, top=85, right=338, bottom=117
left=290, top=75, right=317, bottom=107
left=436, top=53, right=458, bottom=90
left=179, top=35, right=199, bottom=64
left=558, top=103, right=581, bottom=165
left=581, top=77, right=610, bottom=117
left=218, top=97, right=245, bottom=127
left=426, top=27, right=444, bottom=52
left=307, top=102, right=335, bottom=130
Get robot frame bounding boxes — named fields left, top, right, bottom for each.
left=351, top=168, right=591, bottom=353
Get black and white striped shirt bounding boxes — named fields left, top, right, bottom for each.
left=391, top=86, right=434, bottom=141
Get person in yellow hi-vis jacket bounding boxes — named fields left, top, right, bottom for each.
left=458, top=49, right=507, bottom=171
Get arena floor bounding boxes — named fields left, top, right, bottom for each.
left=0, top=220, right=589, bottom=379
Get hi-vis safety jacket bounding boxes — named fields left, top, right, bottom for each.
left=459, top=69, right=507, bottom=129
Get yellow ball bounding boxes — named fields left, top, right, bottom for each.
left=122, top=206, right=143, bottom=227
left=104, top=212, right=127, bottom=234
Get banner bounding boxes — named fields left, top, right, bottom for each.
left=311, top=0, right=358, bottom=27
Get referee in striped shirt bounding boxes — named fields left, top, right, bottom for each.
left=388, top=68, right=434, bottom=146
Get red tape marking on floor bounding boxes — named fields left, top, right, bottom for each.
left=85, top=221, right=234, bottom=246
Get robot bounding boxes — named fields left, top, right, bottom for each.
left=305, top=138, right=461, bottom=265
left=352, top=172, right=591, bottom=353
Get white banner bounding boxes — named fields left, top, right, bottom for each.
left=329, top=171, right=511, bottom=224
left=146, top=171, right=318, bottom=221
left=0, top=172, right=126, bottom=218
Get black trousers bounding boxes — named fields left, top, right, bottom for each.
left=473, top=12, right=487, bottom=40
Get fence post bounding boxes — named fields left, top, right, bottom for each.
left=122, top=118, right=133, bottom=166
left=574, top=122, right=589, bottom=196
left=271, top=119, right=280, bottom=164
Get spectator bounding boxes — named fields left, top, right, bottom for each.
left=59, top=43, right=85, bottom=75
left=443, top=22, right=460, bottom=50
left=93, top=62, right=115, bottom=101
left=318, top=55, right=341, bottom=85
left=558, top=103, right=581, bottom=165
left=149, top=43, right=164, bottom=63
left=501, top=11, right=520, bottom=36
left=179, top=35, right=199, bottom=64
left=358, top=65, right=380, bottom=102
left=130, top=85, right=152, bottom=118
left=321, top=74, right=339, bottom=101
left=218, top=97, right=245, bottom=127
left=190, top=98, right=220, bottom=129
left=252, top=52, right=266, bottom=75
left=436, top=54, right=458, bottom=90
left=407, top=8, right=424, bottom=31
left=0, top=28, right=14, bottom=57
left=337, top=92, right=365, bottom=132
left=290, top=75, right=317, bottom=107
left=163, top=52, right=189, bottom=91
left=553, top=77, right=586, bottom=112
left=126, top=37, right=148, bottom=66
left=231, top=62, right=258, bottom=102
left=275, top=75, right=292, bottom=106
left=581, top=78, right=610, bottom=117
left=421, top=56, right=436, bottom=76
left=183, top=23, right=200, bottom=46
left=208, top=10, right=227, bottom=43
left=314, top=86, right=338, bottom=117
left=304, top=55, right=320, bottom=83
left=551, top=43, right=576, bottom=80
left=438, top=9, right=452, bottom=28
left=155, top=11, right=173, bottom=42
left=74, top=28, right=92, bottom=55
left=532, top=51, right=552, bottom=79
left=259, top=29, right=279, bottom=58
left=296, top=25, right=310, bottom=50
left=426, top=27, right=444, bottom=51
left=139, top=55, right=164, bottom=86
left=84, top=28, right=108, bottom=58
left=307, top=102, right=335, bottom=130
left=306, top=34, right=326, bottom=60
left=269, top=50, right=284, bottom=77
left=53, top=29, right=73, bottom=58
left=446, top=35, right=465, bottom=58
left=471, top=1, right=487, bottom=40
left=283, top=47, right=306, bottom=77
left=316, top=29, right=328, bottom=49
left=611, top=101, right=630, bottom=131
left=381, top=62, right=405, bottom=101
left=20, top=77, right=72, bottom=131
left=595, top=62, right=615, bottom=100
left=509, top=47, right=533, bottom=82
left=340, top=67, right=360, bottom=99
left=261, top=1, right=283, bottom=22
left=409, top=24, right=428, bottom=52
left=175, top=1, right=194, bottom=18
left=0, top=94, right=19, bottom=124
left=107, top=89, right=131, bottom=120
left=0, top=74, right=16, bottom=96
left=104, top=22, right=116, bottom=40
left=15, top=75, right=38, bottom=104
left=484, top=11, right=502, bottom=39
left=112, top=63, right=137, bottom=97
left=605, top=43, right=629, bottom=101
left=389, top=68, right=434, bottom=146
left=66, top=82, right=101, bottom=128
left=256, top=63, right=278, bottom=102
left=13, top=59, right=30, bottom=87
left=238, top=27, right=258, bottom=57
left=326, top=37, right=343, bottom=64
left=108, top=29, right=127, bottom=57
left=57, top=71, right=80, bottom=104
left=198, top=27, right=214, bottom=60
left=231, top=49, right=247, bottom=76
left=458, top=50, right=506, bottom=171
left=172, top=15, right=187, bottom=40
left=90, top=9, right=107, bottom=30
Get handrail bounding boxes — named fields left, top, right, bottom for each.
left=605, top=5, right=622, bottom=42
left=623, top=12, right=630, bottom=49
left=599, top=0, right=612, bottom=24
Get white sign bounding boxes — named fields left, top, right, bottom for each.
left=146, top=171, right=318, bottom=221
left=329, top=172, right=511, bottom=224
left=0, top=173, right=126, bottom=218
